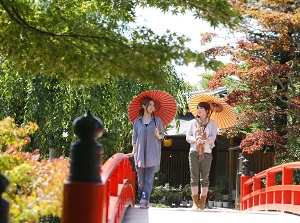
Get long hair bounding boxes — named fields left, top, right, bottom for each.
left=139, top=97, right=154, bottom=116
left=139, top=97, right=157, bottom=126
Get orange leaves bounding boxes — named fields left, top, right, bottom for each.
left=240, top=131, right=285, bottom=154
left=208, top=64, right=237, bottom=90
left=291, top=97, right=300, bottom=106
left=224, top=90, right=245, bottom=106
left=200, top=32, right=219, bottom=45
left=260, top=11, right=299, bottom=33
left=208, top=0, right=300, bottom=159
left=271, top=64, right=293, bottom=76
left=0, top=116, right=69, bottom=221
left=237, top=40, right=265, bottom=52
left=2, top=150, right=70, bottom=221
left=0, top=117, right=38, bottom=152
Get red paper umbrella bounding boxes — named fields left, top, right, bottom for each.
left=128, top=90, right=177, bottom=127
left=188, top=94, right=236, bottom=129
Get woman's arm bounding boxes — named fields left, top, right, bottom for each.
left=126, top=143, right=136, bottom=157
left=155, top=117, right=164, bottom=140
left=126, top=121, right=138, bottom=157
left=186, top=121, right=197, bottom=144
left=204, top=121, right=218, bottom=144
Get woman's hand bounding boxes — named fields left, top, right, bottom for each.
left=196, top=136, right=206, bottom=144
left=196, top=136, right=202, bottom=141
left=155, top=126, right=162, bottom=139
left=196, top=138, right=206, bottom=145
left=125, top=153, right=134, bottom=158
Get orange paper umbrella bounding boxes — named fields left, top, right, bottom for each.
left=128, top=90, right=177, bottom=127
left=188, top=94, right=236, bottom=129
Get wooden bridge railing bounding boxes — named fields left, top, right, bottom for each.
left=62, top=153, right=136, bottom=223
left=62, top=111, right=136, bottom=223
left=240, top=161, right=300, bottom=215
left=102, top=153, right=136, bottom=223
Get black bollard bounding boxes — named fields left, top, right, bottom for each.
left=68, top=109, right=104, bottom=182
left=0, top=174, right=10, bottom=223
left=242, top=159, right=250, bottom=176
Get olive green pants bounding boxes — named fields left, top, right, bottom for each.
left=189, top=151, right=212, bottom=187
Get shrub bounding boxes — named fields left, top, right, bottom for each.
left=1, top=151, right=69, bottom=222
left=0, top=117, right=69, bottom=222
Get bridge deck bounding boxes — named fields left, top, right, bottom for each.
left=122, top=206, right=300, bottom=223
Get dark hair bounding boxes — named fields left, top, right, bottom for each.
left=139, top=97, right=153, bottom=116
left=197, top=102, right=210, bottom=113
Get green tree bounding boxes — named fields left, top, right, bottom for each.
left=0, top=0, right=241, bottom=86
left=0, top=63, right=191, bottom=160
left=87, top=64, right=193, bottom=159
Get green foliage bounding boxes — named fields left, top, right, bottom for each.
left=0, top=63, right=191, bottom=161
left=138, top=0, right=242, bottom=28
left=150, top=184, right=170, bottom=202
left=2, top=154, right=67, bottom=222
left=182, top=184, right=192, bottom=200
left=0, top=117, right=38, bottom=151
left=150, top=183, right=183, bottom=206
left=38, top=216, right=60, bottom=223
left=0, top=0, right=241, bottom=86
left=209, top=185, right=223, bottom=201
left=209, top=175, right=228, bottom=201
left=199, top=73, right=216, bottom=90
left=275, top=135, right=300, bottom=165
left=0, top=153, right=20, bottom=174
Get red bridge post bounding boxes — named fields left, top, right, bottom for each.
left=62, top=110, right=105, bottom=223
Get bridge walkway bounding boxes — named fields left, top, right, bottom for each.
left=122, top=206, right=300, bottom=223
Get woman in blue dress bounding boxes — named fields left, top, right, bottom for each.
left=126, top=97, right=164, bottom=209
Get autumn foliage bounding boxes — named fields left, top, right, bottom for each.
left=0, top=117, right=69, bottom=222
left=201, top=0, right=300, bottom=158
left=240, top=131, right=285, bottom=154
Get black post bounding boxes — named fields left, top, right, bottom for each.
left=242, top=159, right=250, bottom=176
left=0, top=174, right=10, bottom=223
left=67, top=109, right=104, bottom=182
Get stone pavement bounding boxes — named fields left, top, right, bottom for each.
left=122, top=206, right=300, bottom=223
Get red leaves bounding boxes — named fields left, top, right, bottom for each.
left=208, top=64, right=237, bottom=90
left=240, top=131, right=285, bottom=154
left=205, top=0, right=300, bottom=159
left=225, top=90, right=263, bottom=106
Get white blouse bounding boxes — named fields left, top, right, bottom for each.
left=186, top=118, right=218, bottom=153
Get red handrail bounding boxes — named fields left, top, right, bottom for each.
left=62, top=153, right=136, bottom=223
left=102, top=153, right=136, bottom=223
left=240, top=161, right=300, bottom=215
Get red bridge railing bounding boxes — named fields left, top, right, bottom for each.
left=62, top=153, right=136, bottom=223
left=62, top=111, right=136, bottom=223
left=102, top=153, right=136, bottom=223
left=240, top=161, right=300, bottom=215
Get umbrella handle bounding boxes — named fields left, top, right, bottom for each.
left=155, top=126, right=164, bottom=140
left=153, top=115, right=156, bottom=127
left=153, top=116, right=163, bottom=139
left=155, top=127, right=161, bottom=137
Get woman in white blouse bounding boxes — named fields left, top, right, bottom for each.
left=186, top=101, right=218, bottom=210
